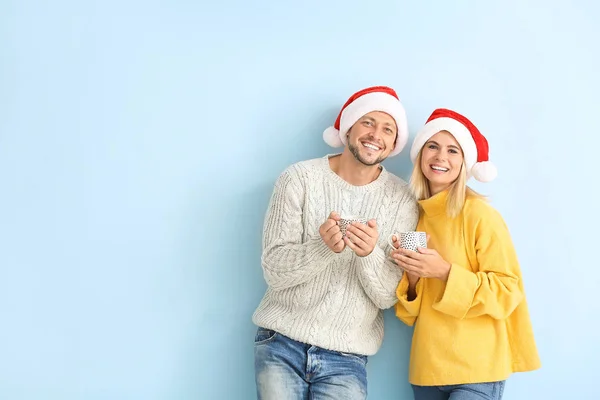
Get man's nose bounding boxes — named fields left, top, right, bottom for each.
left=370, top=126, right=385, bottom=139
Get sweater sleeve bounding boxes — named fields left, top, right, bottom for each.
left=355, top=246, right=403, bottom=309
left=394, top=274, right=424, bottom=326
left=261, top=167, right=336, bottom=291
left=432, top=204, right=524, bottom=320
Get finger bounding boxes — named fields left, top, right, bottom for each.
left=343, top=236, right=359, bottom=252
left=332, top=238, right=345, bottom=252
left=393, top=258, right=408, bottom=268
left=398, top=248, right=425, bottom=260
left=322, top=226, right=338, bottom=242
left=324, top=221, right=341, bottom=235
left=350, top=221, right=377, bottom=238
left=346, top=230, right=369, bottom=250
left=324, top=228, right=342, bottom=245
left=392, top=255, right=411, bottom=268
left=392, top=252, right=423, bottom=268
left=390, top=248, right=403, bottom=258
left=329, top=212, right=341, bottom=221
left=391, top=249, right=415, bottom=259
left=321, top=218, right=337, bottom=232
left=367, top=219, right=377, bottom=228
left=328, top=232, right=343, bottom=245
left=416, top=247, right=434, bottom=255
left=400, top=263, right=421, bottom=275
left=394, top=260, right=419, bottom=273
left=391, top=235, right=400, bottom=249
left=346, top=224, right=371, bottom=242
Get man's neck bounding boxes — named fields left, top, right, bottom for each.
left=329, top=151, right=382, bottom=186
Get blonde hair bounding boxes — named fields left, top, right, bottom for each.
left=410, top=149, right=485, bottom=218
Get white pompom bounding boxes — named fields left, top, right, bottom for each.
left=471, top=161, right=498, bottom=182
left=322, top=126, right=344, bottom=148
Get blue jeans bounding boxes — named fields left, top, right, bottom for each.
left=412, top=381, right=506, bottom=400
left=254, top=327, right=368, bottom=400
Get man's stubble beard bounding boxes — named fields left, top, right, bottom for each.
left=348, top=142, right=387, bottom=166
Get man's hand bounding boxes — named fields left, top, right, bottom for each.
left=319, top=212, right=345, bottom=253
left=344, top=219, right=379, bottom=257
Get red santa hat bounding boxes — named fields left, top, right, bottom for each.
left=323, top=86, right=409, bottom=157
left=410, top=108, right=497, bottom=182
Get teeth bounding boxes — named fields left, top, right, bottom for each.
left=431, top=166, right=448, bottom=171
left=363, top=143, right=380, bottom=151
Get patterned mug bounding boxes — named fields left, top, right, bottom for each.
left=388, top=231, right=427, bottom=251
left=338, top=215, right=368, bottom=237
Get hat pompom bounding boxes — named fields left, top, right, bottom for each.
left=471, top=161, right=497, bottom=182
left=323, top=126, right=344, bottom=148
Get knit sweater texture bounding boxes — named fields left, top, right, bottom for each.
left=395, top=190, right=541, bottom=385
left=252, top=155, right=419, bottom=355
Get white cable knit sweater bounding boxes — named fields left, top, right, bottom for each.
left=252, top=155, right=419, bottom=356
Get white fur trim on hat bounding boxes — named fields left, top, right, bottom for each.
left=322, top=126, right=343, bottom=148
left=338, top=92, right=409, bottom=157
left=410, top=117, right=478, bottom=176
left=471, top=161, right=497, bottom=182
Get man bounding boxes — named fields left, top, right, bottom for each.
left=252, top=86, right=419, bottom=399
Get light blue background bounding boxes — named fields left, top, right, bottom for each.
left=1, top=0, right=598, bottom=399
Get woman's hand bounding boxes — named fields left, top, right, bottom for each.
left=390, top=235, right=421, bottom=285
left=391, top=246, right=452, bottom=282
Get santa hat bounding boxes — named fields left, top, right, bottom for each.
left=323, top=86, right=409, bottom=157
left=410, top=108, right=497, bottom=182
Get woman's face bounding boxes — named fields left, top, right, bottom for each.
left=420, top=130, right=464, bottom=195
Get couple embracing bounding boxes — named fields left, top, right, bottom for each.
left=251, top=86, right=541, bottom=400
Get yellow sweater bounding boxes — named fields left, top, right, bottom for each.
left=395, top=190, right=541, bottom=386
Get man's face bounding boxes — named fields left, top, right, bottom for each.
left=346, top=111, right=397, bottom=166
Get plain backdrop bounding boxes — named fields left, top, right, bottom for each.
left=1, top=0, right=599, bottom=399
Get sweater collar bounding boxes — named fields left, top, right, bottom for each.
left=418, top=189, right=449, bottom=216
left=323, top=154, right=388, bottom=193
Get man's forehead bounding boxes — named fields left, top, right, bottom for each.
left=361, top=113, right=396, bottom=125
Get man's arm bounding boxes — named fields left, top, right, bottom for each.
left=347, top=191, right=420, bottom=309
left=343, top=220, right=402, bottom=309
left=261, top=167, right=338, bottom=291
left=355, top=245, right=404, bottom=309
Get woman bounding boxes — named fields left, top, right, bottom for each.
left=392, top=108, right=540, bottom=400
